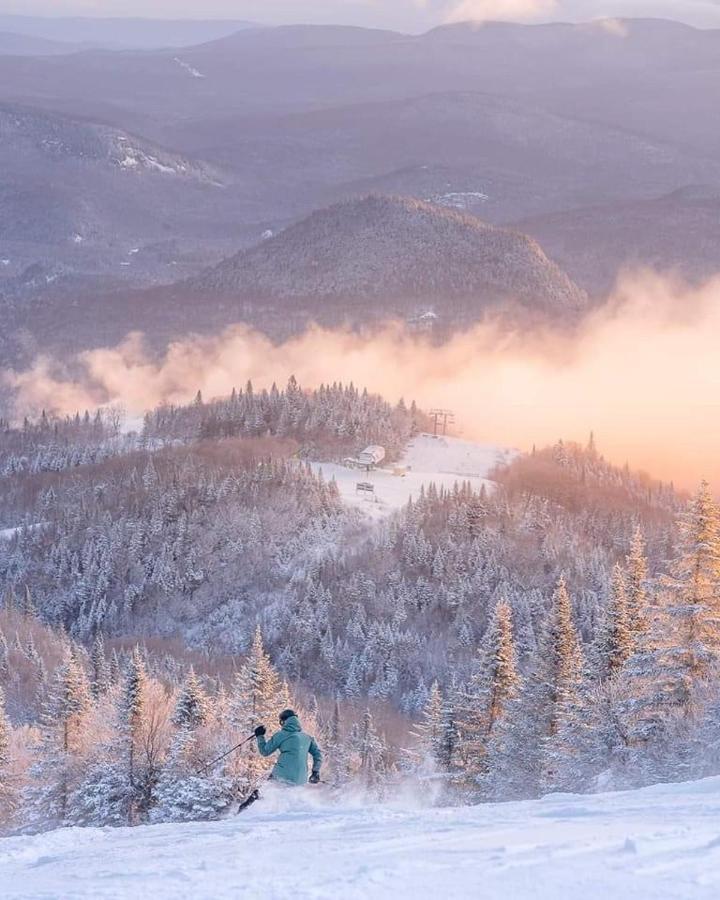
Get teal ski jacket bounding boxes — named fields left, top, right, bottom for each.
left=256, top=715, right=322, bottom=785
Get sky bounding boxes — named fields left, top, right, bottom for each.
left=2, top=0, right=720, bottom=30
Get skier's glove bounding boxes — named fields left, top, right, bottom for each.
left=254, top=725, right=266, bottom=737
left=309, top=772, right=320, bottom=784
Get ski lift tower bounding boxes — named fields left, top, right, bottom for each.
left=429, top=408, right=455, bottom=437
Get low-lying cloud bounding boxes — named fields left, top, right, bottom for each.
left=444, top=0, right=557, bottom=24
left=4, top=270, right=720, bottom=489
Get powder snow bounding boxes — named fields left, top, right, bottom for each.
left=1, top=777, right=719, bottom=898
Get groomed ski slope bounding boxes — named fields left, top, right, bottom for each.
left=2, top=778, right=720, bottom=899
left=311, top=434, right=517, bottom=520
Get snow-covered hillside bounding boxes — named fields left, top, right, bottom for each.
left=312, top=434, right=516, bottom=520
left=2, top=777, right=719, bottom=898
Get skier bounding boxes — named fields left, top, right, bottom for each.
left=254, top=709, right=323, bottom=785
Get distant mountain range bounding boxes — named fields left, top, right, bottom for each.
left=518, top=185, right=720, bottom=294
left=0, top=16, right=259, bottom=50
left=0, top=31, right=84, bottom=56
left=1, top=18, right=720, bottom=360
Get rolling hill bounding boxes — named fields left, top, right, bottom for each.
left=194, top=195, right=587, bottom=319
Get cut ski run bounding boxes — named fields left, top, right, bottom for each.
left=2, top=778, right=720, bottom=899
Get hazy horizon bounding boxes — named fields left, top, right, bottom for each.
left=1, top=0, right=720, bottom=31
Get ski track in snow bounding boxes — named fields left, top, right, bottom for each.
left=3, top=778, right=720, bottom=899
left=311, top=434, right=516, bottom=520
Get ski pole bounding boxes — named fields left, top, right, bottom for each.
left=196, top=733, right=256, bottom=775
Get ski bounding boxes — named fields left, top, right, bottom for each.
left=236, top=788, right=260, bottom=814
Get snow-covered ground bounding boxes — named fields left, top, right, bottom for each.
left=0, top=522, right=47, bottom=542
left=430, top=190, right=490, bottom=209
left=3, top=778, right=720, bottom=898
left=312, top=434, right=516, bottom=520
left=174, top=57, right=206, bottom=79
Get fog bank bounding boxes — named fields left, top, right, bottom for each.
left=4, top=270, right=720, bottom=488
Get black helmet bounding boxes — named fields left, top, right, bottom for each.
left=279, top=708, right=297, bottom=723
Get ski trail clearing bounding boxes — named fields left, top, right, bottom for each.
left=312, top=434, right=516, bottom=520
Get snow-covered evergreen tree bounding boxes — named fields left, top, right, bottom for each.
left=151, top=725, right=235, bottom=824
left=0, top=630, right=8, bottom=678
left=25, top=650, right=92, bottom=827
left=232, top=628, right=288, bottom=728
left=409, top=681, right=445, bottom=771
left=597, top=564, right=634, bottom=678
left=231, top=628, right=289, bottom=781
left=458, top=598, right=520, bottom=782
left=121, top=647, right=152, bottom=824
left=356, top=709, right=388, bottom=797
left=483, top=576, right=584, bottom=798
left=0, top=687, right=15, bottom=826
left=324, top=697, right=351, bottom=786
left=173, top=668, right=211, bottom=730
left=90, top=634, right=111, bottom=698
left=609, top=485, right=720, bottom=787
left=662, top=481, right=720, bottom=672
left=625, top=524, right=649, bottom=640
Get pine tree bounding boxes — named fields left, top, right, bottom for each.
left=536, top=576, right=586, bottom=790
left=544, top=575, right=584, bottom=721
left=663, top=481, right=720, bottom=672
left=410, top=681, right=445, bottom=770
left=486, top=601, right=521, bottom=729
left=458, top=599, right=520, bottom=787
left=70, top=651, right=164, bottom=830
left=0, top=688, right=8, bottom=769
left=0, top=686, right=15, bottom=825
left=173, top=668, right=211, bottom=730
left=26, top=651, right=92, bottom=826
left=324, top=697, right=351, bottom=786
left=232, top=628, right=288, bottom=727
left=625, top=524, right=649, bottom=639
left=598, top=564, right=634, bottom=678
left=612, top=485, right=720, bottom=776
left=1, top=587, right=16, bottom=614
left=0, top=630, right=8, bottom=678
left=122, top=647, right=150, bottom=824
left=481, top=685, right=544, bottom=801
left=109, top=649, right=121, bottom=685
left=90, top=634, right=111, bottom=698
left=46, top=651, right=92, bottom=757
left=151, top=722, right=235, bottom=824
left=438, top=701, right=460, bottom=776
left=231, top=628, right=289, bottom=781
left=357, top=709, right=387, bottom=796
left=21, top=585, right=36, bottom=617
